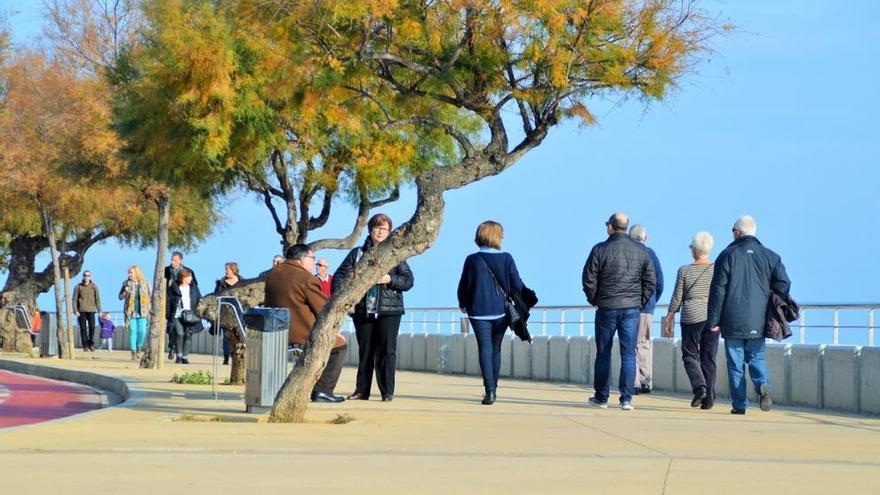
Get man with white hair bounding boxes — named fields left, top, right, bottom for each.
left=628, top=224, right=663, bottom=394
left=706, top=215, right=791, bottom=414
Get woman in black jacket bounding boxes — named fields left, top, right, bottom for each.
left=166, top=268, right=202, bottom=364
left=333, top=213, right=414, bottom=402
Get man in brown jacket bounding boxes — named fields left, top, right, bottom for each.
left=264, top=244, right=348, bottom=403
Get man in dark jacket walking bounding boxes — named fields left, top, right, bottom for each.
left=706, top=215, right=790, bottom=414
left=164, top=251, right=198, bottom=360
left=73, top=270, right=102, bottom=352
left=582, top=212, right=657, bottom=410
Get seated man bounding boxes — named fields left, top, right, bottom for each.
left=264, top=243, right=348, bottom=403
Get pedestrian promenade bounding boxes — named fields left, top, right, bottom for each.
left=0, top=352, right=878, bottom=494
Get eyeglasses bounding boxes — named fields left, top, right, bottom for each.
left=316, top=264, right=327, bottom=268
left=372, top=226, right=390, bottom=232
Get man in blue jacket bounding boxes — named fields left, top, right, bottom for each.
left=706, top=215, right=791, bottom=414
left=582, top=212, right=656, bottom=411
left=628, top=225, right=663, bottom=394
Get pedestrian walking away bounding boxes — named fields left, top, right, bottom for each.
left=457, top=221, right=525, bottom=405
left=334, top=213, right=414, bottom=402
left=582, top=212, right=656, bottom=411
left=705, top=215, right=791, bottom=415
left=628, top=225, right=663, bottom=394
left=664, top=231, right=718, bottom=410
left=73, top=270, right=102, bottom=352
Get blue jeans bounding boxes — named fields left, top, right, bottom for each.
left=470, top=317, right=508, bottom=393
left=724, top=338, right=770, bottom=411
left=593, top=308, right=640, bottom=403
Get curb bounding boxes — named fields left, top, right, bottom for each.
left=0, top=359, right=131, bottom=406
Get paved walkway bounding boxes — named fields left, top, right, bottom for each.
left=0, top=370, right=101, bottom=429
left=0, top=352, right=878, bottom=494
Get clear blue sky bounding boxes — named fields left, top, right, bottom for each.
left=6, top=1, right=879, bottom=316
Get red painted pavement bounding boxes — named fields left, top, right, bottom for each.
left=0, top=370, right=101, bottom=429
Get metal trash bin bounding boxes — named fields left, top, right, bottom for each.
left=243, top=307, right=290, bottom=413
left=39, top=311, right=58, bottom=357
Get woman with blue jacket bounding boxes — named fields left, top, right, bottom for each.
left=457, top=221, right=524, bottom=405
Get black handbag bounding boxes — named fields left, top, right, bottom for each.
left=477, top=255, right=522, bottom=326
left=180, top=309, right=201, bottom=325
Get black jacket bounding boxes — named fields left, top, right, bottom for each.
left=332, top=237, right=414, bottom=317
left=705, top=236, right=791, bottom=339
left=164, top=264, right=199, bottom=290
left=765, top=291, right=799, bottom=342
left=582, top=233, right=657, bottom=310
left=166, top=282, right=202, bottom=320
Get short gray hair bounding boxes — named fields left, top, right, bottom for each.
left=690, top=231, right=714, bottom=257
left=734, top=215, right=757, bottom=236
left=628, top=224, right=647, bottom=243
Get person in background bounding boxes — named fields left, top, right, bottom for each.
left=119, top=265, right=151, bottom=361
left=215, top=262, right=241, bottom=365
left=264, top=244, right=348, bottom=402
left=167, top=268, right=202, bottom=365
left=457, top=221, right=524, bottom=405
left=73, top=270, right=102, bottom=352
left=334, top=213, right=414, bottom=402
left=706, top=215, right=790, bottom=415
left=664, top=232, right=717, bottom=409
left=628, top=225, right=664, bottom=394
left=98, top=312, right=116, bottom=352
left=582, top=212, right=656, bottom=411
left=259, top=255, right=285, bottom=278
left=164, top=251, right=198, bottom=361
left=316, top=258, right=333, bottom=298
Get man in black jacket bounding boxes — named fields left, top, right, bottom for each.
left=706, top=215, right=790, bottom=415
left=582, top=212, right=656, bottom=411
left=164, top=251, right=198, bottom=360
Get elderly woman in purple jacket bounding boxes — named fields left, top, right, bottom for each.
left=457, top=221, right=524, bottom=405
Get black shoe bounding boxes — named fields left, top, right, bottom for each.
left=175, top=356, right=182, bottom=364
left=639, top=384, right=652, bottom=394
left=168, top=351, right=175, bottom=360
left=700, top=395, right=714, bottom=410
left=759, top=383, right=773, bottom=412
left=312, top=392, right=345, bottom=403
left=730, top=408, right=746, bottom=415
left=181, top=358, right=190, bottom=365
left=381, top=395, right=394, bottom=402
left=691, top=386, right=708, bottom=408
left=223, top=357, right=229, bottom=365
left=346, top=392, right=368, bottom=400
left=481, top=391, right=496, bottom=405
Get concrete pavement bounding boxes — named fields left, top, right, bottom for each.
left=0, top=351, right=878, bottom=494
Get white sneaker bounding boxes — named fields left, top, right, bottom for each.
left=587, top=396, right=608, bottom=409
left=620, top=401, right=634, bottom=411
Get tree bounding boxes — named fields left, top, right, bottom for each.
left=229, top=0, right=722, bottom=422
left=0, top=1, right=221, bottom=353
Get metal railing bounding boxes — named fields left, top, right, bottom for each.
left=396, top=304, right=879, bottom=347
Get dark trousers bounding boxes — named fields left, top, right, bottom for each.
left=352, top=314, right=402, bottom=398
left=312, top=345, right=348, bottom=395
left=470, top=317, right=508, bottom=393
left=593, top=307, right=640, bottom=403
left=680, top=321, right=720, bottom=395
left=172, top=318, right=195, bottom=358
left=77, top=312, right=96, bottom=349
left=166, top=319, right=177, bottom=353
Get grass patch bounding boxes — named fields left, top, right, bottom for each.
left=174, top=414, right=230, bottom=422
left=170, top=370, right=213, bottom=385
left=328, top=413, right=354, bottom=425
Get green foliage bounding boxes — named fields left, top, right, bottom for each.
left=170, top=369, right=213, bottom=384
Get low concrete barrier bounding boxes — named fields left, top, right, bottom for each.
left=548, top=336, right=569, bottom=382
left=568, top=337, right=591, bottom=384
left=411, top=334, right=427, bottom=371
left=823, top=346, right=861, bottom=412
left=790, top=345, right=824, bottom=408
left=860, top=347, right=880, bottom=415
left=465, top=334, right=481, bottom=376
left=531, top=336, right=550, bottom=380
left=511, top=338, right=532, bottom=379
left=653, top=339, right=675, bottom=391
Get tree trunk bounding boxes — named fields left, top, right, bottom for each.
left=269, top=180, right=446, bottom=423
left=196, top=279, right=266, bottom=385
left=41, top=208, right=73, bottom=359
left=141, top=194, right=170, bottom=369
